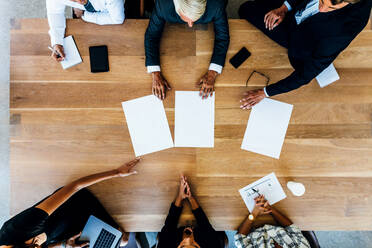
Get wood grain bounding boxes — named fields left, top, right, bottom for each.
left=9, top=19, right=372, bottom=231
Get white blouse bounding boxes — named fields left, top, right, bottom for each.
left=46, top=0, right=125, bottom=46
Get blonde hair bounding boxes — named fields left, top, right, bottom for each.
left=173, top=0, right=207, bottom=21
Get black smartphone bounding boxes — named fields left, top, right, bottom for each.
left=229, top=47, right=251, bottom=69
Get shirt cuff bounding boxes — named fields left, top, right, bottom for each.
left=209, top=63, right=223, bottom=74
left=263, top=87, right=270, bottom=97
left=284, top=1, right=292, bottom=11
left=147, top=65, right=161, bottom=73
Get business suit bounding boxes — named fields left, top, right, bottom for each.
left=239, top=0, right=371, bottom=97
left=145, top=0, right=230, bottom=69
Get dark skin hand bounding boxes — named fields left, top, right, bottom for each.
left=240, top=89, right=266, bottom=109
left=237, top=195, right=272, bottom=235
left=51, top=44, right=65, bottom=62
left=151, top=71, right=171, bottom=100
left=198, top=70, right=218, bottom=99
left=264, top=4, right=289, bottom=30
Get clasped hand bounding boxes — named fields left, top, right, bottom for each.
left=251, top=195, right=272, bottom=218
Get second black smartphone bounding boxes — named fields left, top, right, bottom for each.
left=229, top=47, right=251, bottom=69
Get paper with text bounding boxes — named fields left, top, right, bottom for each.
left=241, top=98, right=293, bottom=159
left=316, top=63, right=340, bottom=88
left=239, top=172, right=286, bottom=212
left=60, top=35, right=82, bottom=70
left=122, top=95, right=174, bottom=156
left=175, top=91, right=215, bottom=147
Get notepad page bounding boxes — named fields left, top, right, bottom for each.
left=239, top=172, right=287, bottom=212
left=174, top=91, right=215, bottom=147
left=60, top=35, right=82, bottom=70
left=241, top=98, right=293, bottom=159
left=122, top=95, right=174, bottom=156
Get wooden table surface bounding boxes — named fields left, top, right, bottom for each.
left=10, top=18, right=372, bottom=231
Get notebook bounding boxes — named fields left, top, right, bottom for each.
left=89, top=45, right=109, bottom=73
left=60, top=35, right=82, bottom=70
left=241, top=98, right=293, bottom=159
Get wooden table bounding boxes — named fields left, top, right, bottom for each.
left=10, top=18, right=372, bottom=231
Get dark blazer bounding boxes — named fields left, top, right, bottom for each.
left=265, top=0, right=372, bottom=96
left=157, top=203, right=224, bottom=248
left=144, top=0, right=230, bottom=67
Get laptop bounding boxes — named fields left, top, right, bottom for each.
left=80, top=215, right=122, bottom=248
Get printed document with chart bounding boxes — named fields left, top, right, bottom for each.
left=241, top=98, right=293, bottom=159
left=174, top=91, right=215, bottom=147
left=122, top=95, right=174, bottom=156
left=239, top=172, right=286, bottom=212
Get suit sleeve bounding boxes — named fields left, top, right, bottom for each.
left=285, top=0, right=308, bottom=11
left=144, top=4, right=166, bottom=66
left=266, top=37, right=348, bottom=96
left=192, top=207, right=215, bottom=233
left=211, top=7, right=230, bottom=67
left=160, top=202, right=183, bottom=233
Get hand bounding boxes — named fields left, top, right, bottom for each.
left=152, top=72, right=171, bottom=100
left=51, top=44, right=65, bottom=62
left=251, top=195, right=272, bottom=217
left=73, top=8, right=85, bottom=18
left=116, top=158, right=141, bottom=177
left=198, top=70, right=218, bottom=99
left=66, top=233, right=89, bottom=248
left=240, top=89, right=266, bottom=110
left=178, top=174, right=191, bottom=200
left=264, top=4, right=288, bottom=30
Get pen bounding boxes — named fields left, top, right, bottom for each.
left=48, top=46, right=62, bottom=58
left=252, top=188, right=260, bottom=196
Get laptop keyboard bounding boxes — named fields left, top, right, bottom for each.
left=93, top=228, right=116, bottom=248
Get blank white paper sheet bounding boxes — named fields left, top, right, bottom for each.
left=239, top=172, right=287, bottom=212
left=122, top=95, right=174, bottom=156
left=241, top=98, right=293, bottom=159
left=174, top=91, right=215, bottom=147
left=316, top=63, right=340, bottom=88
left=60, top=35, right=82, bottom=70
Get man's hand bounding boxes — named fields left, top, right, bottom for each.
left=73, top=8, right=85, bottom=18
left=152, top=72, right=171, bottom=100
left=198, top=70, right=218, bottom=99
left=264, top=4, right=288, bottom=30
left=51, top=44, right=65, bottom=62
left=116, top=158, right=141, bottom=177
left=251, top=195, right=272, bottom=217
left=240, top=89, right=266, bottom=110
left=66, top=233, right=89, bottom=248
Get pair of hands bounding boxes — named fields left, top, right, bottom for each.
left=176, top=174, right=193, bottom=202
left=251, top=195, right=272, bottom=218
left=152, top=70, right=217, bottom=100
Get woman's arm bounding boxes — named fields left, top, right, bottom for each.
left=270, top=207, right=293, bottom=227
left=36, top=158, right=140, bottom=215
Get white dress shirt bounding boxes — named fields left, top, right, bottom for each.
left=263, top=0, right=320, bottom=97
left=46, top=0, right=125, bottom=46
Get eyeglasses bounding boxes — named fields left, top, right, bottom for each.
left=246, top=70, right=270, bottom=87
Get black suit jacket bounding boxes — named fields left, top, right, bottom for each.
left=157, top=203, right=224, bottom=248
left=144, top=0, right=230, bottom=67
left=266, top=0, right=371, bottom=96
